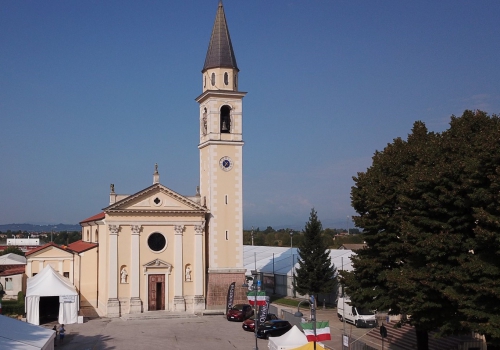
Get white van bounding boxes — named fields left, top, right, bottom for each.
left=337, top=297, right=376, bottom=328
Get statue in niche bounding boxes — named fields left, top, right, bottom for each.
left=120, top=268, right=128, bottom=283
left=185, top=265, right=192, bottom=282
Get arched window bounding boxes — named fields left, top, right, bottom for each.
left=224, top=72, right=228, bottom=85
left=220, top=105, right=231, bottom=133
left=211, top=72, right=215, bottom=86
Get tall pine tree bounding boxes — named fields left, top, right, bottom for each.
left=294, top=209, right=337, bottom=299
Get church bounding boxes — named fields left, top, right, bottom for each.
left=25, top=1, right=248, bottom=318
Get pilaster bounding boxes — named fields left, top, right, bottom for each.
left=130, top=224, right=142, bottom=314
left=174, top=225, right=185, bottom=311
left=194, top=224, right=205, bottom=310
left=107, top=224, right=120, bottom=317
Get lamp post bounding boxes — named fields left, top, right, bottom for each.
left=290, top=229, right=294, bottom=297
left=0, top=282, right=4, bottom=314
left=294, top=296, right=317, bottom=350
left=242, top=253, right=259, bottom=350
left=251, top=226, right=254, bottom=246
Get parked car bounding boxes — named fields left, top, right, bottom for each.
left=242, top=313, right=279, bottom=332
left=256, top=320, right=293, bottom=339
left=227, top=304, right=254, bottom=321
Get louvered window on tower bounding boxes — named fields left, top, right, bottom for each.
left=220, top=105, right=231, bottom=133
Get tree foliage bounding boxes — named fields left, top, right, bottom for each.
left=294, top=209, right=338, bottom=298
left=341, top=110, right=500, bottom=349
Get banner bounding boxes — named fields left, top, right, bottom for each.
left=257, top=298, right=270, bottom=325
left=226, top=282, right=236, bottom=314
left=247, top=290, right=268, bottom=306
left=301, top=321, right=331, bottom=342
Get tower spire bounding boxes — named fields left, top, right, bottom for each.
left=203, top=1, right=238, bottom=72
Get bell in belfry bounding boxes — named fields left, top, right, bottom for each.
left=221, top=120, right=228, bottom=131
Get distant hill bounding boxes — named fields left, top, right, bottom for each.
left=0, top=223, right=81, bottom=233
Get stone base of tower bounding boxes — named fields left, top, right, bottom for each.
left=206, top=269, right=247, bottom=309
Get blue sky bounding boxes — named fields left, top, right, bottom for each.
left=1, top=1, right=499, bottom=230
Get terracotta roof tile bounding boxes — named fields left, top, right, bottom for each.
left=67, top=240, right=98, bottom=253
left=25, top=242, right=68, bottom=256
left=0, top=266, right=25, bottom=276
left=80, top=212, right=105, bottom=224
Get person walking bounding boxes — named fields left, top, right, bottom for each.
left=58, top=324, right=66, bottom=343
left=52, top=325, right=58, bottom=347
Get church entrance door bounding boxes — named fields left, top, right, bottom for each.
left=148, top=274, right=165, bottom=311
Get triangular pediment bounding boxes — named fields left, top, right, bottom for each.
left=143, top=258, right=172, bottom=273
left=104, top=183, right=206, bottom=214
left=27, top=244, right=74, bottom=259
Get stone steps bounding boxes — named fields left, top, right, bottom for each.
left=120, top=311, right=200, bottom=321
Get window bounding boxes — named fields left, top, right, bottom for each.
left=225, top=230, right=228, bottom=240
left=225, top=195, right=228, bottom=204
left=32, top=273, right=37, bottom=277
left=224, top=72, right=228, bottom=85
left=5, top=278, right=13, bottom=290
left=211, top=72, right=215, bottom=86
left=95, top=229, right=98, bottom=243
left=148, top=232, right=167, bottom=252
left=63, top=272, right=70, bottom=278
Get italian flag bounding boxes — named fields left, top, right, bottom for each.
left=301, top=321, right=331, bottom=342
left=247, top=291, right=268, bottom=306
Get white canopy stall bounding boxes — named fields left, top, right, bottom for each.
left=26, top=265, right=79, bottom=325
left=268, top=325, right=308, bottom=350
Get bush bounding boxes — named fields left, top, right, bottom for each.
left=2, top=299, right=25, bottom=316
left=17, top=291, right=24, bottom=303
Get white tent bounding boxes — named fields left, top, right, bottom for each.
left=0, top=315, right=55, bottom=350
left=0, top=253, right=27, bottom=265
left=268, top=325, right=308, bottom=350
left=26, top=265, right=79, bottom=325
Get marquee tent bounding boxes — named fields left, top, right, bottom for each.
left=268, top=325, right=308, bottom=350
left=0, top=315, right=55, bottom=350
left=290, top=342, right=326, bottom=350
left=26, top=265, right=79, bottom=325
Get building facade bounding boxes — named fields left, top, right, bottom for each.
left=25, top=1, right=247, bottom=318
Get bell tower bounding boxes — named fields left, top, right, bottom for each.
left=196, top=0, right=247, bottom=308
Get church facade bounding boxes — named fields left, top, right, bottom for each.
left=26, top=1, right=248, bottom=317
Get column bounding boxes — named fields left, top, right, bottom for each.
left=58, top=261, right=63, bottom=275
left=129, top=225, right=142, bottom=313
left=107, top=224, right=120, bottom=317
left=174, top=225, right=185, bottom=311
left=193, top=224, right=205, bottom=310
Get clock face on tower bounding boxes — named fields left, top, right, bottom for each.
left=219, top=156, right=233, bottom=171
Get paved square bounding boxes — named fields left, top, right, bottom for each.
left=50, top=315, right=269, bottom=350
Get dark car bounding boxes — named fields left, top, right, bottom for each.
left=227, top=304, right=254, bottom=321
left=242, top=313, right=279, bottom=332
left=256, top=320, right=293, bottom=339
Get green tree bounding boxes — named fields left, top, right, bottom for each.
left=0, top=246, right=25, bottom=256
left=294, top=209, right=337, bottom=299
left=342, top=111, right=500, bottom=349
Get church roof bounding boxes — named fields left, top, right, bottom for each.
left=202, top=0, right=238, bottom=72
left=67, top=240, right=98, bottom=253
left=80, top=211, right=105, bottom=224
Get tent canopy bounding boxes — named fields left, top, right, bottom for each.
left=0, top=315, right=55, bottom=350
left=290, top=342, right=326, bottom=350
left=27, top=265, right=77, bottom=297
left=26, top=265, right=78, bottom=325
left=268, top=325, right=308, bottom=350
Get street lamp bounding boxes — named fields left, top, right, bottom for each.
left=290, top=229, right=295, bottom=297
left=0, top=282, right=5, bottom=314
left=294, top=296, right=317, bottom=350
left=251, top=226, right=254, bottom=246
left=242, top=252, right=259, bottom=350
